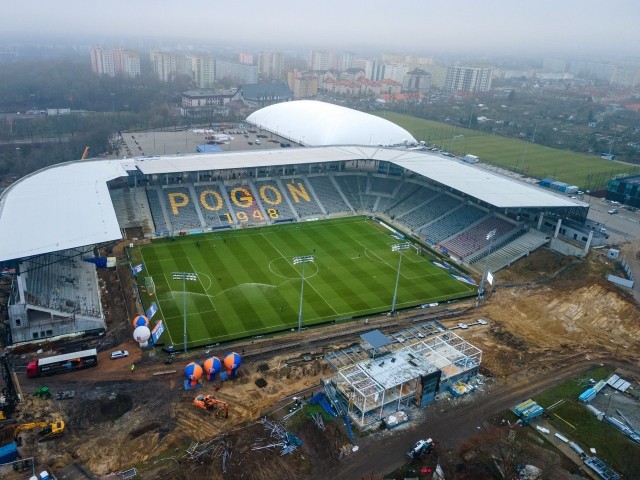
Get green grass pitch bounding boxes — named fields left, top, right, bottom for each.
left=375, top=112, right=636, bottom=189
left=131, top=217, right=476, bottom=349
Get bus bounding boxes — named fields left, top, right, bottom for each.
left=26, top=349, right=98, bottom=378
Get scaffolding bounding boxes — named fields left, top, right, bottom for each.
left=326, top=322, right=482, bottom=427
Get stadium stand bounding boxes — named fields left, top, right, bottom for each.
left=109, top=188, right=140, bottom=229
left=226, top=183, right=269, bottom=225
left=333, top=174, right=367, bottom=211
left=400, top=194, right=462, bottom=232
left=470, top=230, right=549, bottom=272
left=307, top=175, right=352, bottom=215
left=162, top=186, right=203, bottom=231
left=441, top=216, right=519, bottom=259
left=12, top=252, right=104, bottom=343
left=194, top=183, right=235, bottom=228
left=252, top=179, right=298, bottom=221
left=387, top=183, right=437, bottom=219
left=369, top=175, right=400, bottom=196
left=420, top=204, right=487, bottom=243
left=281, top=177, right=324, bottom=218
left=145, top=187, right=170, bottom=236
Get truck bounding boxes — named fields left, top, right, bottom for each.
left=407, top=438, right=434, bottom=459
left=26, top=349, right=98, bottom=378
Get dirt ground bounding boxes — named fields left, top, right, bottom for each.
left=5, top=245, right=640, bottom=479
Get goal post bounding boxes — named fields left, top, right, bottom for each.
left=144, top=276, right=156, bottom=295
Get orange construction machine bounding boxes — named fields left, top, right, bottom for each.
left=193, top=394, right=229, bottom=418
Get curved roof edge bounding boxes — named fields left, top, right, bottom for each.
left=0, top=147, right=586, bottom=262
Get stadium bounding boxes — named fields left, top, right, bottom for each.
left=0, top=100, right=595, bottom=349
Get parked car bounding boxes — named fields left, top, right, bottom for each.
left=457, top=323, right=469, bottom=330
left=608, top=209, right=618, bottom=215
left=110, top=350, right=129, bottom=359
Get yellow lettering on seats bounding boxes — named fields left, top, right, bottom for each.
left=231, top=187, right=253, bottom=208
left=200, top=189, right=223, bottom=211
left=286, top=181, right=310, bottom=203
left=259, top=185, right=282, bottom=206
left=168, top=192, right=189, bottom=215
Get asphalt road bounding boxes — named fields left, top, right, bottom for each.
left=326, top=355, right=640, bottom=480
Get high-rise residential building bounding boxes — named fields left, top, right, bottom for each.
left=419, top=65, right=448, bottom=89
left=403, top=69, right=431, bottom=92
left=310, top=50, right=334, bottom=71
left=383, top=64, right=409, bottom=84
left=364, top=59, right=385, bottom=81
left=543, top=58, right=567, bottom=73
left=610, top=64, right=640, bottom=87
left=382, top=54, right=432, bottom=66
left=287, top=70, right=318, bottom=98
left=258, top=51, right=285, bottom=80
left=150, top=50, right=179, bottom=82
left=444, top=66, right=493, bottom=92
left=214, top=59, right=258, bottom=84
left=238, top=52, right=254, bottom=65
left=91, top=46, right=140, bottom=78
left=339, top=52, right=358, bottom=71
left=187, top=54, right=215, bottom=88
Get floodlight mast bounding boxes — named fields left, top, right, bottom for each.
left=293, top=255, right=315, bottom=333
left=391, top=242, right=411, bottom=315
left=477, top=229, right=497, bottom=301
left=172, top=272, right=198, bottom=353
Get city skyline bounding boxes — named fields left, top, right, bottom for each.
left=2, top=0, right=639, bottom=57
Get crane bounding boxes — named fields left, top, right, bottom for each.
left=15, top=420, right=65, bottom=442
left=194, top=395, right=229, bottom=418
left=81, top=146, right=90, bottom=160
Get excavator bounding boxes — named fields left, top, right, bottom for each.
left=14, top=419, right=65, bottom=443
left=193, top=394, right=229, bottom=418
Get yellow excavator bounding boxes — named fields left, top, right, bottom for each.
left=14, top=420, right=65, bottom=443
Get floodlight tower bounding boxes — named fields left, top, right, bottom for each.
left=172, top=272, right=198, bottom=353
left=478, top=229, right=497, bottom=301
left=293, top=255, right=315, bottom=332
left=391, top=242, right=411, bottom=315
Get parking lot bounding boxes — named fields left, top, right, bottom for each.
left=118, top=127, right=299, bottom=157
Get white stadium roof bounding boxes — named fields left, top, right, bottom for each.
left=246, top=100, right=417, bottom=146
left=0, top=146, right=587, bottom=262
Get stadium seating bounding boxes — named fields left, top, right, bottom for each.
left=387, top=183, right=437, bottom=218
left=162, top=186, right=203, bottom=230
left=470, top=229, right=548, bottom=271
left=226, top=183, right=269, bottom=225
left=369, top=175, right=400, bottom=196
left=333, top=174, right=367, bottom=211
left=109, top=188, right=140, bottom=229
left=281, top=177, right=324, bottom=218
left=194, top=183, right=235, bottom=228
left=441, top=216, right=518, bottom=259
left=400, top=194, right=462, bottom=232
left=252, top=179, right=297, bottom=221
left=420, top=204, right=487, bottom=243
left=145, top=187, right=170, bottom=235
left=307, top=175, right=352, bottom=215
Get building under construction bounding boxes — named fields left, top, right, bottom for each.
left=325, top=321, right=482, bottom=427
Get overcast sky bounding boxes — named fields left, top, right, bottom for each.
left=3, top=0, right=639, bottom=57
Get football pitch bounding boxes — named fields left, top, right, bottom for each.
left=132, top=217, right=476, bottom=349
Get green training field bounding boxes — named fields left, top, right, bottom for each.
left=131, top=217, right=475, bottom=349
left=375, top=112, right=637, bottom=189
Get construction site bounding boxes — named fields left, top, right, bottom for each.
left=0, top=242, right=638, bottom=479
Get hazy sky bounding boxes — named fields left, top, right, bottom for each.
left=3, top=0, right=639, bottom=56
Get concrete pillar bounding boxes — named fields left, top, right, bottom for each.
left=537, top=213, right=544, bottom=230
left=554, top=218, right=562, bottom=239
left=583, top=230, right=594, bottom=256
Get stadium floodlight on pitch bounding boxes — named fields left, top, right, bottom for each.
left=478, top=229, right=497, bottom=300
left=172, top=272, right=198, bottom=353
left=391, top=242, right=411, bottom=315
left=293, top=255, right=315, bottom=333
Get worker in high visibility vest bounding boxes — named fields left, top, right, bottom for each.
left=130, top=362, right=135, bottom=372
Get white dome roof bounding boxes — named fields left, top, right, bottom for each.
left=246, top=100, right=416, bottom=147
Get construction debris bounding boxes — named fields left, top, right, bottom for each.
left=250, top=417, right=303, bottom=456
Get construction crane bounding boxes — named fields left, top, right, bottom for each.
left=193, top=394, right=229, bottom=418
left=81, top=146, right=90, bottom=160
left=14, top=420, right=65, bottom=443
